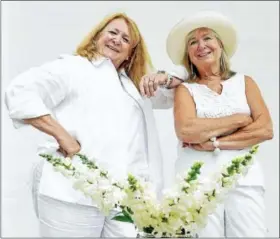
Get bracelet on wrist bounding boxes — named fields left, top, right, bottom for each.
left=210, top=137, right=220, bottom=155
left=157, top=70, right=173, bottom=89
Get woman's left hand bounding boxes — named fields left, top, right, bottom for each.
left=183, top=141, right=214, bottom=151
left=139, top=72, right=167, bottom=97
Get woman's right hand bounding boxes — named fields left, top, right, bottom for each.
left=56, top=133, right=81, bottom=157
left=23, top=115, right=81, bottom=157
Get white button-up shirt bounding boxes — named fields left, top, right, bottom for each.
left=5, top=54, right=187, bottom=205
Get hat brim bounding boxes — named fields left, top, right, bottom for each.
left=166, top=12, right=237, bottom=65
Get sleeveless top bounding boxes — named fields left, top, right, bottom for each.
left=175, top=73, right=264, bottom=187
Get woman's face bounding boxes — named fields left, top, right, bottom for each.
left=187, top=28, right=222, bottom=69
left=96, top=18, right=133, bottom=69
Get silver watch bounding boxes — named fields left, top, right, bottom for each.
left=157, top=70, right=173, bottom=89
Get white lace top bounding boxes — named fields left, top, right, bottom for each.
left=186, top=73, right=250, bottom=119
left=176, top=73, right=264, bottom=187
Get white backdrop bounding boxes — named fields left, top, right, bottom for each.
left=2, top=1, right=279, bottom=237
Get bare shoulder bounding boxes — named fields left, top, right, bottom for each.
left=244, top=75, right=260, bottom=91
left=175, top=82, right=192, bottom=94
left=244, top=75, right=257, bottom=85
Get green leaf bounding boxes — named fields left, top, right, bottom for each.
left=112, top=215, right=134, bottom=223
left=122, top=208, right=134, bottom=220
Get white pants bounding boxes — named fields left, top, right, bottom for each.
left=37, top=194, right=137, bottom=237
left=199, top=185, right=267, bottom=237
left=32, top=161, right=137, bottom=237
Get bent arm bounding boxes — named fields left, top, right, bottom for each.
left=24, top=114, right=80, bottom=157
left=218, top=76, right=274, bottom=150
left=5, top=56, right=72, bottom=128
left=174, top=84, right=252, bottom=143
left=151, top=65, right=188, bottom=109
left=24, top=114, right=69, bottom=140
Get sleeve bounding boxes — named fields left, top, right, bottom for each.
left=5, top=55, right=75, bottom=128
left=150, top=65, right=189, bottom=109
left=168, top=64, right=188, bottom=81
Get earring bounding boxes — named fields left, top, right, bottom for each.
left=190, top=63, right=196, bottom=78
left=220, top=56, right=225, bottom=72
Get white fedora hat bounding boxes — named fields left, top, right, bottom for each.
left=166, top=11, right=238, bottom=65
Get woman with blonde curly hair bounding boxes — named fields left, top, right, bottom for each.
left=5, top=12, right=185, bottom=237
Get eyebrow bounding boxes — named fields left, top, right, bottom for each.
left=111, top=28, right=130, bottom=39
left=189, top=33, right=212, bottom=42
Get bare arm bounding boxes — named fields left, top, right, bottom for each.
left=24, top=115, right=80, bottom=157
left=218, top=76, right=273, bottom=149
left=174, top=84, right=252, bottom=143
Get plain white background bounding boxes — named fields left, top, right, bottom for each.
left=2, top=1, right=279, bottom=237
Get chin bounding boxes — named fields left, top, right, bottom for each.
left=104, top=55, right=117, bottom=63
left=199, top=58, right=216, bottom=64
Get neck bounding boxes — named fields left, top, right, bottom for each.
left=112, top=60, right=123, bottom=71
left=197, top=63, right=220, bottom=80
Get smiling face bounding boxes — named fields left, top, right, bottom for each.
left=95, top=18, right=133, bottom=69
left=187, top=28, right=222, bottom=69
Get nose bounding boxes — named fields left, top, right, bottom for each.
left=112, top=34, right=121, bottom=45
left=197, top=39, right=206, bottom=49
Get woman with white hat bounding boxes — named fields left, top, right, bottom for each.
left=167, top=11, right=273, bottom=237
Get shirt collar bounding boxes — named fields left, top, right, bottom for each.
left=91, top=56, right=109, bottom=67
left=91, top=56, right=129, bottom=79
left=119, top=68, right=129, bottom=78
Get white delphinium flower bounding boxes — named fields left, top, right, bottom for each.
left=210, top=186, right=226, bottom=204
left=162, top=189, right=180, bottom=211
left=53, top=165, right=73, bottom=177
left=97, top=177, right=112, bottom=191
left=72, top=177, right=88, bottom=191
left=81, top=183, right=98, bottom=197
left=191, top=189, right=205, bottom=206
left=165, top=214, right=183, bottom=234
left=112, top=188, right=126, bottom=205
left=239, top=164, right=249, bottom=175
left=85, top=170, right=102, bottom=183
left=74, top=162, right=90, bottom=174
left=61, top=157, right=72, bottom=167
left=200, top=197, right=218, bottom=216
left=40, top=145, right=259, bottom=238
left=194, top=211, right=208, bottom=230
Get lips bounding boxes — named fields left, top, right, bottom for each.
left=197, top=52, right=211, bottom=57
left=106, top=45, right=120, bottom=53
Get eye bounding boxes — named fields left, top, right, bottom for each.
left=109, top=31, right=117, bottom=35
left=204, top=36, right=212, bottom=41
left=123, top=37, right=130, bottom=43
left=189, top=40, right=197, bottom=46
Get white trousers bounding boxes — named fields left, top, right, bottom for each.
left=199, top=185, right=267, bottom=237
left=32, top=161, right=137, bottom=237
left=37, top=194, right=137, bottom=237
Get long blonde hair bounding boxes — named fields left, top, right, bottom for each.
left=183, top=28, right=235, bottom=82
left=76, top=12, right=154, bottom=91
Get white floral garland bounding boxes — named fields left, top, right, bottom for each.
left=39, top=145, right=259, bottom=238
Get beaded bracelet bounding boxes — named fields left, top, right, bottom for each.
left=210, top=137, right=221, bottom=155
